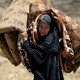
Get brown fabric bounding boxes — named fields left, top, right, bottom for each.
left=4, top=32, right=21, bottom=64
left=28, top=3, right=80, bottom=73
left=0, top=34, right=17, bottom=65
left=59, top=49, right=74, bottom=73
left=59, top=15, right=80, bottom=72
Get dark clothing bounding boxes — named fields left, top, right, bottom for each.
left=22, top=27, right=64, bottom=80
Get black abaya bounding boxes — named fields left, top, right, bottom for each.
left=22, top=27, right=64, bottom=80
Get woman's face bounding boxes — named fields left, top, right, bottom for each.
left=39, top=22, right=50, bottom=36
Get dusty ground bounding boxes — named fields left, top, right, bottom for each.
left=0, top=53, right=33, bottom=80
left=0, top=0, right=80, bottom=80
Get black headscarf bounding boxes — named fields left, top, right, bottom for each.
left=37, top=13, right=57, bottom=43
left=39, top=14, right=51, bottom=26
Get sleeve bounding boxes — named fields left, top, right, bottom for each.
left=22, top=40, right=43, bottom=65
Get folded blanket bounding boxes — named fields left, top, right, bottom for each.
left=0, top=0, right=52, bottom=66
left=0, top=0, right=30, bottom=66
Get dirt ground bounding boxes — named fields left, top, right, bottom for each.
left=0, top=0, right=80, bottom=80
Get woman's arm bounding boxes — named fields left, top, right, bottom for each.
left=21, top=40, right=44, bottom=65
left=19, top=31, right=44, bottom=65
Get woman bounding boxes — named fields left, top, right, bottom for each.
left=20, top=14, right=64, bottom=80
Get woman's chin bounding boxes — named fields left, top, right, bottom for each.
left=40, top=34, right=46, bottom=36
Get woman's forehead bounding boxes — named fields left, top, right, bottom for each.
left=39, top=22, right=50, bottom=27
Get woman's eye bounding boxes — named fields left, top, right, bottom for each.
left=39, top=25, right=43, bottom=29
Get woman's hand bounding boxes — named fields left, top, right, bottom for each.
left=19, top=31, right=28, bottom=41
